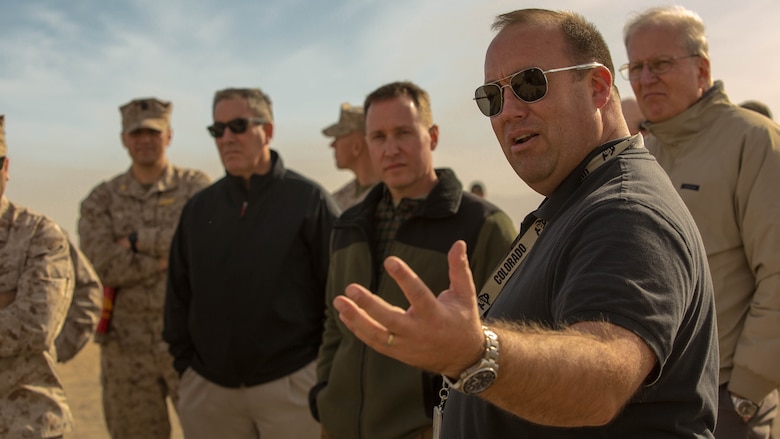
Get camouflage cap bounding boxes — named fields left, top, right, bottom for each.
left=322, top=103, right=365, bottom=137
left=119, top=97, right=172, bottom=134
left=0, top=115, right=6, bottom=156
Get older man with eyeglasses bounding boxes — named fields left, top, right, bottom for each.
left=623, top=7, right=780, bottom=439
left=164, top=87, right=339, bottom=439
left=621, top=6, right=780, bottom=438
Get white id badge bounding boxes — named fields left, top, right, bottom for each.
left=432, top=405, right=443, bottom=439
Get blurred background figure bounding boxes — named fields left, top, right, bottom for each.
left=322, top=103, right=379, bottom=211
left=740, top=100, right=774, bottom=120
left=469, top=181, right=486, bottom=198
left=621, top=97, right=646, bottom=136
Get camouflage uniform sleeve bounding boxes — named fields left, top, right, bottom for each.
left=0, top=219, right=74, bottom=357
left=137, top=170, right=212, bottom=258
left=78, top=183, right=162, bottom=287
left=55, top=241, right=102, bottom=363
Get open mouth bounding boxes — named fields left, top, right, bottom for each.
left=513, top=133, right=536, bottom=145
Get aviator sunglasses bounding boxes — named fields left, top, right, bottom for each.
left=207, top=117, right=266, bottom=138
left=474, top=62, right=604, bottom=117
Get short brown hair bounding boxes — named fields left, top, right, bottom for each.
left=493, top=9, right=615, bottom=83
left=364, top=81, right=433, bottom=128
left=213, top=88, right=274, bottom=122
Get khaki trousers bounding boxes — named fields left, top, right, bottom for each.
left=178, top=361, right=320, bottom=439
left=715, top=385, right=779, bottom=439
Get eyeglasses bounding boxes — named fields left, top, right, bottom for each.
left=619, top=54, right=700, bottom=81
left=474, top=62, right=604, bottom=117
left=207, top=117, right=266, bottom=138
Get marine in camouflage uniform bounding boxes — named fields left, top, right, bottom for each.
left=78, top=99, right=211, bottom=439
left=322, top=103, right=378, bottom=211
left=0, top=114, right=76, bottom=438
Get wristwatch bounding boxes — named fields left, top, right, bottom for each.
left=731, top=394, right=759, bottom=422
left=443, top=326, right=499, bottom=394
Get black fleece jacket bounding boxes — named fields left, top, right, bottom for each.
left=164, top=150, right=339, bottom=387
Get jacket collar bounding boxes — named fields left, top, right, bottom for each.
left=532, top=135, right=643, bottom=225
left=643, top=80, right=732, bottom=147
left=113, top=162, right=177, bottom=197
left=225, top=149, right=285, bottom=194
left=344, top=168, right=464, bottom=221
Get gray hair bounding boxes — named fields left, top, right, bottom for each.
left=213, top=88, right=274, bottom=122
left=623, top=6, right=709, bottom=59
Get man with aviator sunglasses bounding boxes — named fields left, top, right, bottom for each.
left=164, top=87, right=339, bottom=439
left=332, top=8, right=717, bottom=438
left=79, top=97, right=211, bottom=439
left=624, top=6, right=780, bottom=438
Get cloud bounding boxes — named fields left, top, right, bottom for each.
left=3, top=0, right=780, bottom=237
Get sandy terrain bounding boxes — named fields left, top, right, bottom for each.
left=57, top=342, right=183, bottom=439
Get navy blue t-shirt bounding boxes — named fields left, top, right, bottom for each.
left=441, top=139, right=718, bottom=438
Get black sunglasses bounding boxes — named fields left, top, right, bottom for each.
left=207, top=117, right=266, bottom=138
left=474, top=62, right=603, bottom=117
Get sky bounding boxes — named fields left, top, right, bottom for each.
left=1, top=0, right=779, bottom=237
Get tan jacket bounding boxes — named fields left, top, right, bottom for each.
left=78, top=163, right=210, bottom=347
left=644, top=81, right=780, bottom=402
left=331, top=178, right=375, bottom=211
left=0, top=197, right=75, bottom=438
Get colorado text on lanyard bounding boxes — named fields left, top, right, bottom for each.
left=476, top=136, right=638, bottom=318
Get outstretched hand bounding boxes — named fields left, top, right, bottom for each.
left=334, top=240, right=485, bottom=378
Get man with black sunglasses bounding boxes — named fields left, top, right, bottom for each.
left=332, top=9, right=718, bottom=438
left=624, top=6, right=780, bottom=438
left=164, top=87, right=339, bottom=439
left=79, top=97, right=211, bottom=439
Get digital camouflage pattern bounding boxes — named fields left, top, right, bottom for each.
left=54, top=241, right=103, bottom=363
left=78, top=163, right=210, bottom=438
left=0, top=197, right=75, bottom=438
left=78, top=163, right=210, bottom=347
left=332, top=178, right=375, bottom=211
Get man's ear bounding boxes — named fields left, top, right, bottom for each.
left=352, top=136, right=364, bottom=157
left=429, top=125, right=439, bottom=151
left=591, top=66, right=613, bottom=109
left=263, top=122, right=275, bottom=141
left=696, top=56, right=712, bottom=91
